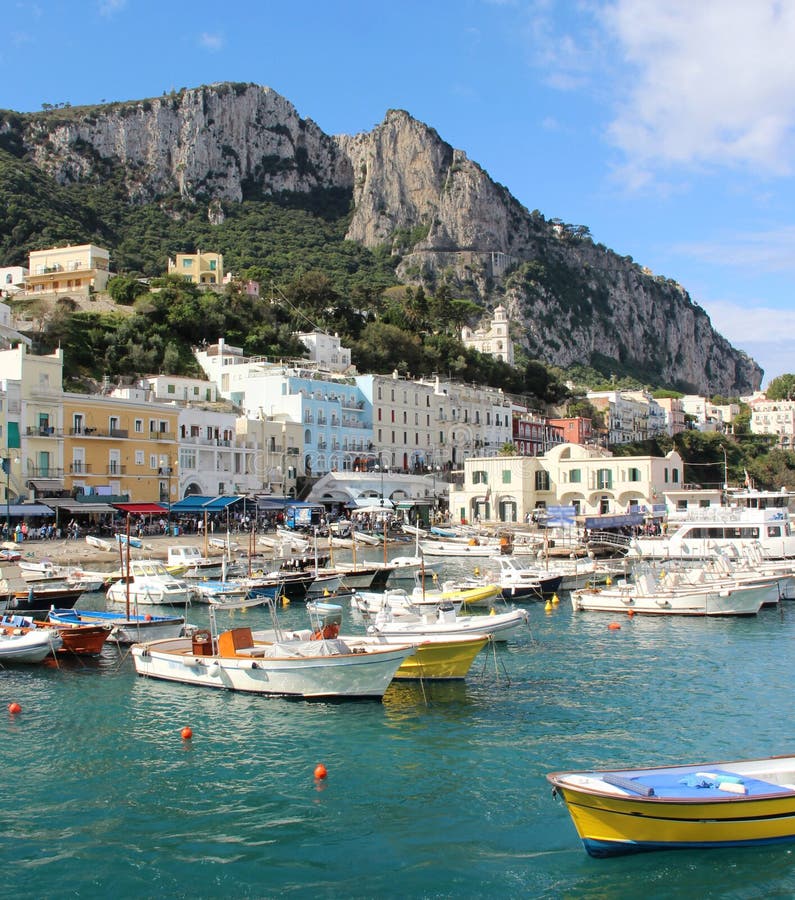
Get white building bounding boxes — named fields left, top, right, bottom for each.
left=296, top=331, right=352, bottom=373
left=0, top=266, right=28, bottom=299
left=587, top=390, right=650, bottom=444
left=750, top=399, right=795, bottom=450
left=142, top=375, right=218, bottom=404
left=461, top=304, right=514, bottom=365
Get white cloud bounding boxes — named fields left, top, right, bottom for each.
left=674, top=226, right=795, bottom=274
left=198, top=32, right=225, bottom=52
left=98, top=0, right=126, bottom=16
left=603, top=1, right=795, bottom=179
left=705, top=299, right=795, bottom=344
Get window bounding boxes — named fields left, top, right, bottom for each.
left=472, top=470, right=488, bottom=485
left=109, top=416, right=119, bottom=433
left=502, top=470, right=511, bottom=484
left=183, top=259, right=193, bottom=267
left=209, top=260, right=216, bottom=271
left=672, top=469, right=680, bottom=483
left=150, top=454, right=158, bottom=469
left=135, top=450, right=144, bottom=466
left=535, top=470, right=550, bottom=491
left=596, top=468, right=612, bottom=489
left=569, top=469, right=581, bottom=483
left=134, top=419, right=143, bottom=433
left=167, top=384, right=175, bottom=394
left=628, top=467, right=641, bottom=482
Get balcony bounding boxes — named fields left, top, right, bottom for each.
left=26, top=426, right=62, bottom=438
left=69, top=427, right=129, bottom=438
left=27, top=467, right=65, bottom=478
left=69, top=463, right=92, bottom=474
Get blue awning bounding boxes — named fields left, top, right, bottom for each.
left=7, top=503, right=55, bottom=517
left=170, top=495, right=244, bottom=513
left=584, top=513, right=644, bottom=529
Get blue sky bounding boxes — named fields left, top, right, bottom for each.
left=3, top=0, right=794, bottom=388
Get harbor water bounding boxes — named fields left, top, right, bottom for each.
left=4, top=558, right=795, bottom=898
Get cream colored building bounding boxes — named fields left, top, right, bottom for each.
left=0, top=345, right=65, bottom=500
left=461, top=304, right=514, bottom=365
left=25, top=244, right=111, bottom=295
left=750, top=399, right=795, bottom=450
left=296, top=331, right=352, bottom=373
left=167, top=250, right=224, bottom=285
left=448, top=443, right=684, bottom=525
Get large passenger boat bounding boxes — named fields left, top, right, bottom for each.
left=631, top=488, right=795, bottom=560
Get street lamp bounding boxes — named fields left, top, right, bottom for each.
left=374, top=450, right=391, bottom=507
left=2, top=455, right=11, bottom=537
left=159, top=455, right=173, bottom=529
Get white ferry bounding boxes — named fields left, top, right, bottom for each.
left=631, top=488, right=795, bottom=560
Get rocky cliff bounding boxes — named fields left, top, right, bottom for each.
left=0, top=82, right=761, bottom=394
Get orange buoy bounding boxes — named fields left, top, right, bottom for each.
left=608, top=622, right=621, bottom=631
left=181, top=726, right=193, bottom=740
left=627, top=609, right=635, bottom=618
left=8, top=702, right=21, bottom=714
left=314, top=763, right=328, bottom=780
left=144, top=614, right=153, bottom=622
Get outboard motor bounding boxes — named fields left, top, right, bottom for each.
left=437, top=601, right=457, bottom=624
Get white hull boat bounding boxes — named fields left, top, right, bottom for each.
left=106, top=559, right=191, bottom=607
left=0, top=625, right=62, bottom=662
left=368, top=603, right=529, bottom=642
left=131, top=616, right=414, bottom=699
left=571, top=571, right=769, bottom=616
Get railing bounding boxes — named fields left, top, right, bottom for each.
left=27, top=467, right=64, bottom=478
left=69, top=427, right=129, bottom=438
left=25, top=426, right=62, bottom=437
left=69, top=463, right=92, bottom=474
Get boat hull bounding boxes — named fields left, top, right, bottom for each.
left=548, top=756, right=795, bottom=857
left=48, top=609, right=186, bottom=644
left=131, top=637, right=412, bottom=699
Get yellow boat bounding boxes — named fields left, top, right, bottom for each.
left=413, top=580, right=502, bottom=608
left=340, top=633, right=490, bottom=680
left=548, top=755, right=795, bottom=857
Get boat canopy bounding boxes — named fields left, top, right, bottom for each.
left=584, top=512, right=644, bottom=530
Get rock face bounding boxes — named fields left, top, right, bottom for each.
left=1, top=82, right=761, bottom=394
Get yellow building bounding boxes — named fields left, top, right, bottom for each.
left=62, top=391, right=178, bottom=504
left=25, top=244, right=111, bottom=295
left=167, top=250, right=224, bottom=285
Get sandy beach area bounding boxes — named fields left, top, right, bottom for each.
left=4, top=532, right=233, bottom=567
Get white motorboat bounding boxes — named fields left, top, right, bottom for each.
left=166, top=545, right=224, bottom=578
left=478, top=556, right=564, bottom=600
left=367, top=601, right=529, bottom=642
left=351, top=588, right=466, bottom=618
left=131, top=598, right=414, bottom=699
left=571, top=569, right=769, bottom=616
left=0, top=624, right=62, bottom=662
left=106, top=559, right=192, bottom=607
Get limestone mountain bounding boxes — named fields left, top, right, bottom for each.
left=0, top=81, right=761, bottom=395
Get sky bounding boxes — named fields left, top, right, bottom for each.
left=2, top=0, right=794, bottom=388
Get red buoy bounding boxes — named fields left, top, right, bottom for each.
left=8, top=702, right=21, bottom=715
left=181, top=726, right=193, bottom=740
left=144, top=614, right=153, bottom=622
left=627, top=609, right=635, bottom=618
left=314, top=763, right=328, bottom=780
left=608, top=622, right=621, bottom=631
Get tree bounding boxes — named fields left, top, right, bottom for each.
left=107, top=275, right=148, bottom=305
left=765, top=374, right=795, bottom=401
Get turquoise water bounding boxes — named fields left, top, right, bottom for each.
left=4, top=581, right=795, bottom=898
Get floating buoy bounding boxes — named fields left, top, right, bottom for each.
left=627, top=609, right=635, bottom=618
left=608, top=622, right=621, bottom=631
left=8, top=702, right=21, bottom=715
left=489, top=607, right=496, bottom=616
left=314, top=763, right=328, bottom=780
left=144, top=614, right=152, bottom=622
left=605, top=576, right=612, bottom=586
left=181, top=726, right=193, bottom=740
left=551, top=593, right=559, bottom=605
left=544, top=600, right=552, bottom=612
